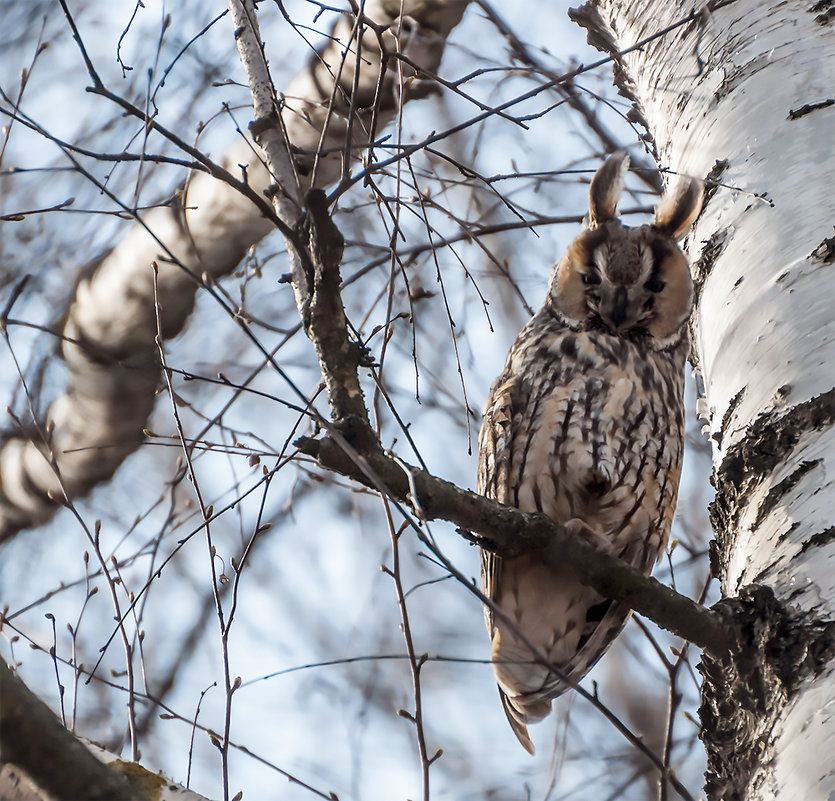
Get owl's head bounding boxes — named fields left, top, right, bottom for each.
left=550, top=152, right=703, bottom=345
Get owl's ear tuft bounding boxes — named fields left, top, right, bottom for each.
left=654, top=176, right=703, bottom=239
left=588, top=151, right=630, bottom=227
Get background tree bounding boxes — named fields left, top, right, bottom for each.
left=0, top=1, right=832, bottom=800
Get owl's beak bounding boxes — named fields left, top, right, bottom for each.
left=603, top=286, right=629, bottom=330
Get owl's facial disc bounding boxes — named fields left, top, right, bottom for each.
left=551, top=222, right=693, bottom=343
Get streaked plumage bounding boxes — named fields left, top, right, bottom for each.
left=478, top=152, right=703, bottom=753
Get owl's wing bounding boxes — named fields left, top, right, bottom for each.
left=477, top=375, right=520, bottom=503
left=537, top=596, right=630, bottom=698
left=500, top=686, right=539, bottom=755
left=477, top=373, right=525, bottom=635
left=478, top=371, right=550, bottom=752
left=515, top=529, right=662, bottom=704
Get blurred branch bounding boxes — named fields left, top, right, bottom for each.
left=0, top=0, right=470, bottom=542
left=476, top=0, right=665, bottom=193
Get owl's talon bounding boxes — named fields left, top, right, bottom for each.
left=564, top=518, right=615, bottom=555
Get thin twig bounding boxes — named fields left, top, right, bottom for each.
left=382, top=512, right=433, bottom=800
left=2, top=622, right=338, bottom=799
left=152, top=264, right=233, bottom=801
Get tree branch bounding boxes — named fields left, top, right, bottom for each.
left=476, top=0, right=665, bottom=193
left=295, top=426, right=734, bottom=655
left=229, top=0, right=372, bottom=427
left=0, top=659, right=141, bottom=801
left=229, top=1, right=734, bottom=661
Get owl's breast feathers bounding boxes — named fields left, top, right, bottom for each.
left=479, top=311, right=687, bottom=557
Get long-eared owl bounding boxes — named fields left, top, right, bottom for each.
left=478, top=152, right=703, bottom=754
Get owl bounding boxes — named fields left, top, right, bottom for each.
left=478, top=151, right=703, bottom=754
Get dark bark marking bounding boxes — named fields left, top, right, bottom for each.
left=798, top=526, right=835, bottom=555
left=811, top=233, right=835, bottom=263
left=774, top=520, right=801, bottom=547
left=721, top=389, right=835, bottom=488
left=754, top=459, right=821, bottom=528
left=709, top=389, right=835, bottom=582
left=700, top=585, right=835, bottom=801
left=712, top=54, right=773, bottom=103
left=690, top=227, right=731, bottom=293
left=703, top=159, right=729, bottom=205
left=787, top=98, right=834, bottom=119
left=809, top=0, right=834, bottom=24
left=712, top=386, right=746, bottom=451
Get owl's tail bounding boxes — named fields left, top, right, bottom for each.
left=499, top=688, right=551, bottom=755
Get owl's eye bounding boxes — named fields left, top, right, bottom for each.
left=581, top=270, right=601, bottom=286
left=645, top=275, right=665, bottom=293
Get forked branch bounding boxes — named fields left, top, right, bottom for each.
left=229, top=0, right=734, bottom=660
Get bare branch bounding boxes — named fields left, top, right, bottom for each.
left=229, top=0, right=733, bottom=663
left=296, top=426, right=734, bottom=655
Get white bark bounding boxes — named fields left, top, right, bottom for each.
left=0, top=0, right=469, bottom=541
left=586, top=0, right=835, bottom=797
left=0, top=656, right=214, bottom=801
left=0, top=742, right=214, bottom=801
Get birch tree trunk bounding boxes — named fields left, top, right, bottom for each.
left=574, top=1, right=835, bottom=797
